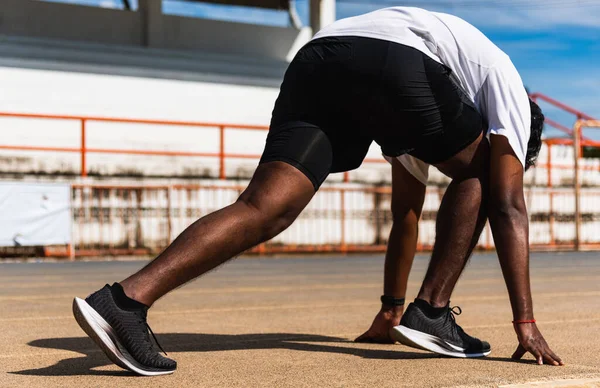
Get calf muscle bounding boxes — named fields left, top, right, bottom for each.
left=120, top=162, right=315, bottom=306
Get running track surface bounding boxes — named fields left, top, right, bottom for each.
left=1, top=252, right=599, bottom=387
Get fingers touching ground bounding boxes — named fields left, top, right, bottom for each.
left=541, top=344, right=564, bottom=366
left=511, top=344, right=527, bottom=360
left=355, top=308, right=403, bottom=344
left=512, top=336, right=564, bottom=366
left=354, top=330, right=395, bottom=344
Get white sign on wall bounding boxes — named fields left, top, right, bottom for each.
left=0, top=182, right=71, bottom=246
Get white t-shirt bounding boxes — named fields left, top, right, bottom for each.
left=314, top=7, right=531, bottom=182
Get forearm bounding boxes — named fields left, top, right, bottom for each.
left=383, top=219, right=419, bottom=298
left=489, top=206, right=533, bottom=319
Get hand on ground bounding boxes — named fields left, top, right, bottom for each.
left=354, top=306, right=403, bottom=344
left=512, top=322, right=564, bottom=366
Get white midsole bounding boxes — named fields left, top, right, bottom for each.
left=391, top=325, right=491, bottom=358
left=73, top=297, right=174, bottom=376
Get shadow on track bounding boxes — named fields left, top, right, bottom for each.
left=11, top=332, right=440, bottom=376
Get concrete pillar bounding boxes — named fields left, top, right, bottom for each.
left=310, top=0, right=335, bottom=35
left=138, top=0, right=164, bottom=47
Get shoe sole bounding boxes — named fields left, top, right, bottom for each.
left=72, top=297, right=175, bottom=376
left=391, top=325, right=491, bottom=358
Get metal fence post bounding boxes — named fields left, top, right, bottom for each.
left=547, top=143, right=552, bottom=188
left=81, top=119, right=87, bottom=177
left=340, top=189, right=347, bottom=253
left=219, top=126, right=225, bottom=179
left=69, top=183, right=76, bottom=260
left=573, top=120, right=582, bottom=251
left=166, top=186, right=172, bottom=248
left=135, top=188, right=143, bottom=251
left=549, top=191, right=555, bottom=246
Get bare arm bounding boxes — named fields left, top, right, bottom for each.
left=488, top=135, right=563, bottom=365
left=488, top=135, right=532, bottom=320
left=384, top=158, right=427, bottom=299
left=355, top=158, right=425, bottom=343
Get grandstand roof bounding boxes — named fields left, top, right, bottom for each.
left=186, top=0, right=289, bottom=9
left=0, top=0, right=311, bottom=86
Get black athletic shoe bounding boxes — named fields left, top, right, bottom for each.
left=72, top=284, right=176, bottom=376
left=391, top=300, right=491, bottom=358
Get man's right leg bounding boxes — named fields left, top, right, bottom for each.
left=73, top=161, right=316, bottom=375
left=120, top=161, right=315, bottom=306
left=73, top=130, right=329, bottom=375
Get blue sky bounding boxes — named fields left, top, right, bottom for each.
left=44, top=0, right=600, bottom=138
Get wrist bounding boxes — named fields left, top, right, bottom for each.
left=512, top=319, right=536, bottom=324
left=512, top=312, right=535, bottom=321
left=380, top=295, right=405, bottom=316
left=380, top=304, right=404, bottom=317
left=380, top=295, right=405, bottom=308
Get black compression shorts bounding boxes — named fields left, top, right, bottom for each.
left=260, top=36, right=484, bottom=190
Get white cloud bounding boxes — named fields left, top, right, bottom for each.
left=339, top=1, right=600, bottom=30
left=99, top=0, right=118, bottom=8
left=441, top=5, right=600, bottom=30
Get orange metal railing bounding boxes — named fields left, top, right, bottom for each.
left=0, top=92, right=597, bottom=182
left=0, top=111, right=392, bottom=181
left=0, top=114, right=591, bottom=190
left=0, top=93, right=600, bottom=182
left=530, top=92, right=596, bottom=138
left=0, top=111, right=270, bottom=179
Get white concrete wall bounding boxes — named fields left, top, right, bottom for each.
left=0, top=65, right=392, bottom=183
left=0, top=66, right=595, bottom=186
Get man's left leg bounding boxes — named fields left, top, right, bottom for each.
left=416, top=170, right=488, bottom=307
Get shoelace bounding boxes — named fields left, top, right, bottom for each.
left=446, top=305, right=464, bottom=334
left=137, top=311, right=168, bottom=356
left=450, top=305, right=462, bottom=317
left=146, top=323, right=168, bottom=356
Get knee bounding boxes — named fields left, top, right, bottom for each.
left=237, top=192, right=300, bottom=241
left=262, top=212, right=297, bottom=241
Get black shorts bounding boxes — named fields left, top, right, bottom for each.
left=260, top=36, right=484, bottom=190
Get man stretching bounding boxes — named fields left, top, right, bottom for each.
left=72, top=7, right=561, bottom=375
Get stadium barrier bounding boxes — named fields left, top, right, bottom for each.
left=0, top=111, right=380, bottom=183
left=0, top=103, right=598, bottom=186
left=70, top=183, right=600, bottom=257
left=1, top=96, right=599, bottom=256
